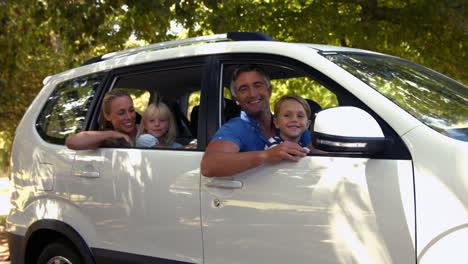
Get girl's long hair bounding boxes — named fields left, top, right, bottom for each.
left=138, top=102, right=177, bottom=146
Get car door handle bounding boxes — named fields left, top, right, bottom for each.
left=205, top=179, right=243, bottom=189
left=73, top=169, right=100, bottom=178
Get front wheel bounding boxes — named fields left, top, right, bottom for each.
left=37, top=240, right=82, bottom=264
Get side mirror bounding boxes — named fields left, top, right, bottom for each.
left=312, top=106, right=386, bottom=154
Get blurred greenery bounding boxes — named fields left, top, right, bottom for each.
left=0, top=0, right=466, bottom=172
left=271, top=78, right=339, bottom=109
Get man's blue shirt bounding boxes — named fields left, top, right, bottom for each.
left=211, top=111, right=311, bottom=151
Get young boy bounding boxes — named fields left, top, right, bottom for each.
left=266, top=94, right=312, bottom=152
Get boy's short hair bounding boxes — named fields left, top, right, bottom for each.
left=274, top=94, right=311, bottom=119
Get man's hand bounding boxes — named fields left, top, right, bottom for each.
left=264, top=141, right=308, bottom=163
left=201, top=140, right=308, bottom=177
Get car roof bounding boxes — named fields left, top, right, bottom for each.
left=43, top=33, right=383, bottom=85
left=298, top=43, right=382, bottom=54
left=84, top=32, right=381, bottom=66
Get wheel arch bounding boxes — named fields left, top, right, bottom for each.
left=24, top=219, right=96, bottom=264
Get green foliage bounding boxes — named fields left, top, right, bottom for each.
left=0, top=0, right=180, bottom=170
left=189, top=91, right=201, bottom=119
left=182, top=0, right=466, bottom=83
left=0, top=215, right=5, bottom=227
left=271, top=78, right=338, bottom=110
left=0, top=0, right=466, bottom=170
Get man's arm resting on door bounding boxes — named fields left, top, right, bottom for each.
left=201, top=140, right=307, bottom=177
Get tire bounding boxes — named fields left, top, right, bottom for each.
left=37, top=240, right=83, bottom=264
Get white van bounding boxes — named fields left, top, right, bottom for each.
left=7, top=32, right=468, bottom=264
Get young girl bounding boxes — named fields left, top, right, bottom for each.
left=136, top=102, right=182, bottom=148
left=266, top=94, right=312, bottom=152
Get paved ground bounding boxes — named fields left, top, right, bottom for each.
left=0, top=177, right=10, bottom=263
left=0, top=226, right=9, bottom=263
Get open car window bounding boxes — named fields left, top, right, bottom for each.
left=97, top=65, right=204, bottom=150
left=220, top=62, right=339, bottom=124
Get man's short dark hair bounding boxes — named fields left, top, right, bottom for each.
left=229, top=64, right=271, bottom=98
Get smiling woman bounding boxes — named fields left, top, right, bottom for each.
left=100, top=90, right=137, bottom=134
left=65, top=89, right=138, bottom=150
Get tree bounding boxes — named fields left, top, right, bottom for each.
left=0, top=0, right=180, bottom=172
left=0, top=0, right=465, bottom=172
left=177, top=0, right=465, bottom=82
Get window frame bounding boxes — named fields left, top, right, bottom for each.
left=210, top=53, right=411, bottom=159
left=36, top=71, right=108, bottom=145
left=87, top=56, right=212, bottom=151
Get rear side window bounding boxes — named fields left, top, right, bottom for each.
left=111, top=65, right=203, bottom=149
left=36, top=72, right=104, bottom=144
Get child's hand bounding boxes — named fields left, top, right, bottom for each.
left=136, top=134, right=159, bottom=147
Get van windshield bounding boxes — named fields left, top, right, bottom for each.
left=323, top=53, right=468, bottom=141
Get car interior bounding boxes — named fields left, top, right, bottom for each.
left=92, top=62, right=337, bottom=150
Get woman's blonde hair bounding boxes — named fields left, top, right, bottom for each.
left=98, top=89, right=132, bottom=130
left=138, top=102, right=177, bottom=146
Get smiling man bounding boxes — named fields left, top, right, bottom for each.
left=201, top=65, right=311, bottom=177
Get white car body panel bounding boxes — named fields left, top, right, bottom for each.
left=201, top=157, right=415, bottom=264
left=402, top=125, right=468, bottom=263
left=7, top=79, right=99, bottom=244
left=71, top=149, right=204, bottom=263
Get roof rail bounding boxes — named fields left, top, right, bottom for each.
left=82, top=32, right=274, bottom=66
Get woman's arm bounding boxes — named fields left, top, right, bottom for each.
left=65, top=130, right=131, bottom=150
